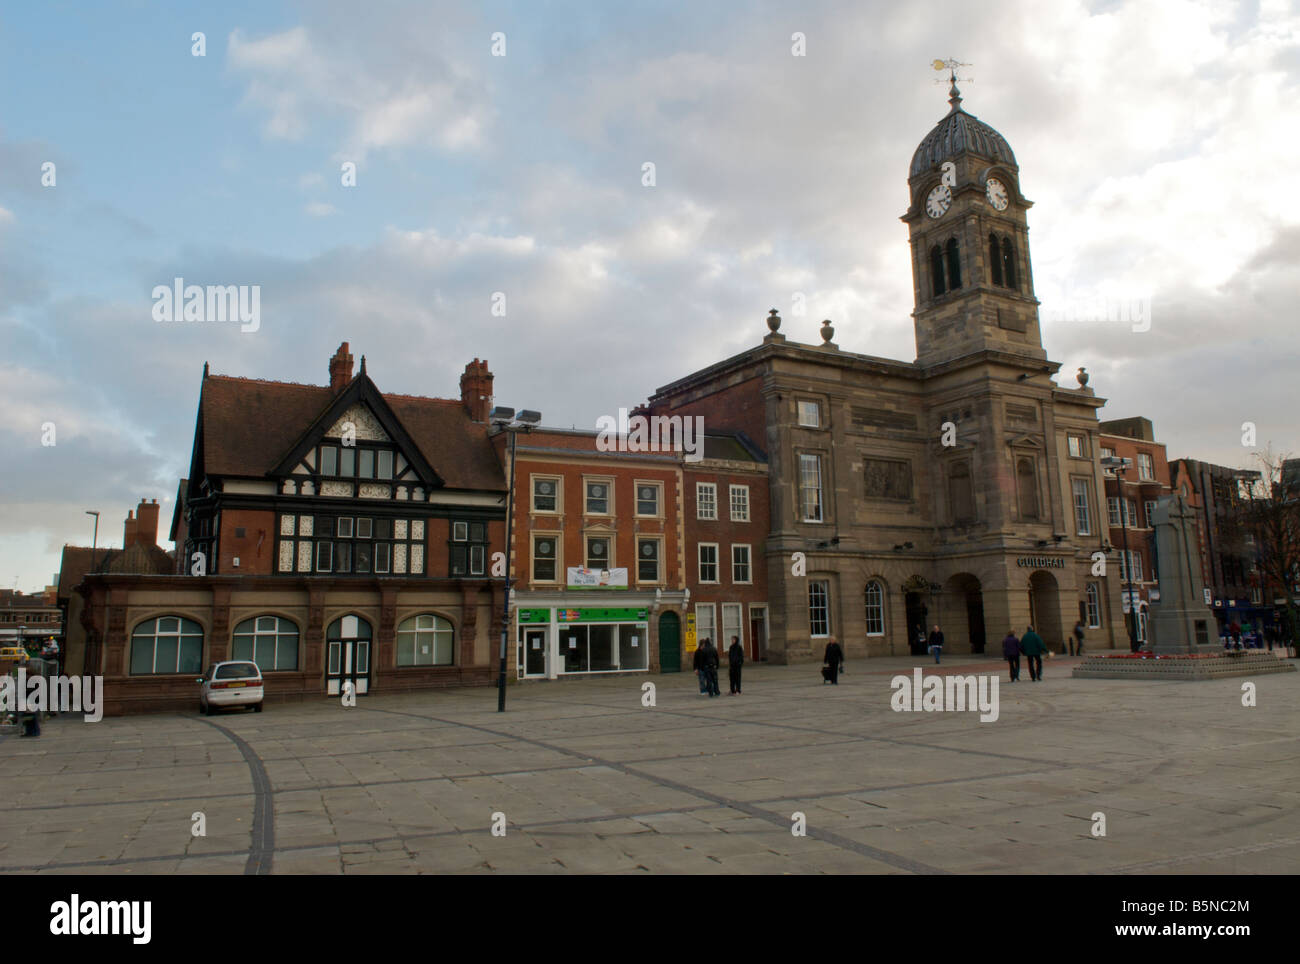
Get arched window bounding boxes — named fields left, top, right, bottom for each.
left=864, top=581, right=885, bottom=636
left=949, top=461, right=975, bottom=522
left=1017, top=458, right=1039, bottom=520
left=929, top=245, right=946, bottom=297
left=232, top=616, right=299, bottom=671
left=1001, top=237, right=1017, bottom=289
left=945, top=238, right=962, bottom=289
left=397, top=613, right=455, bottom=666
left=130, top=615, right=203, bottom=675
left=989, top=234, right=1003, bottom=286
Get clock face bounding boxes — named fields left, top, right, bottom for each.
left=985, top=178, right=1009, bottom=210
left=925, top=184, right=952, bottom=219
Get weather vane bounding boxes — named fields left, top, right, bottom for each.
left=931, top=58, right=973, bottom=86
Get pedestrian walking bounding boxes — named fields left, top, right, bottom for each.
left=1229, top=619, right=1242, bottom=650
left=693, top=641, right=707, bottom=695
left=701, top=638, right=721, bottom=697
left=822, top=637, right=844, bottom=684
left=927, top=625, right=944, bottom=664
left=727, top=635, right=744, bottom=695
left=1002, top=629, right=1021, bottom=681
left=1071, top=620, right=1085, bottom=656
left=1020, top=625, right=1046, bottom=681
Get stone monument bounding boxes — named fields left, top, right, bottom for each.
left=1146, top=493, right=1218, bottom=654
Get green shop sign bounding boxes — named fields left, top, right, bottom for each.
left=517, top=609, right=552, bottom=624
left=557, top=607, right=648, bottom=623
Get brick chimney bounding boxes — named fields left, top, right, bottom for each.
left=123, top=510, right=137, bottom=549
left=135, top=498, right=160, bottom=548
left=460, top=358, right=494, bottom=423
left=329, top=342, right=355, bottom=393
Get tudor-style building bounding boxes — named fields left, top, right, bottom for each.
left=76, top=345, right=509, bottom=714
left=644, top=78, right=1130, bottom=660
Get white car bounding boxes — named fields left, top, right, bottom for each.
left=197, top=661, right=264, bottom=714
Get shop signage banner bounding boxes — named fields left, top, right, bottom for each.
left=518, top=609, right=551, bottom=624
left=685, top=612, right=697, bottom=653
left=557, top=607, right=648, bottom=623
left=566, top=567, right=629, bottom=589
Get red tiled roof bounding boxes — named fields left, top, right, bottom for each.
left=57, top=544, right=175, bottom=598
left=200, top=375, right=505, bottom=491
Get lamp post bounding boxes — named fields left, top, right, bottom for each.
left=1101, top=457, right=1138, bottom=651
left=492, top=406, right=541, bottom=712
left=85, top=510, right=100, bottom=573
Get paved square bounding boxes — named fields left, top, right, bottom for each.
left=2, top=653, right=1298, bottom=874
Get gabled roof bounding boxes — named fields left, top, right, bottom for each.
left=197, top=373, right=506, bottom=492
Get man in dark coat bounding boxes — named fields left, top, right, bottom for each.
left=693, top=641, right=707, bottom=695
left=822, top=637, right=844, bottom=684
left=701, top=639, right=721, bottom=697
left=1071, top=620, right=1085, bottom=656
left=927, top=625, right=944, bottom=664
left=1020, top=625, right=1046, bottom=681
left=1002, top=630, right=1021, bottom=681
left=727, top=636, right=745, bottom=695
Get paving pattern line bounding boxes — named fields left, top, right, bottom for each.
left=359, top=705, right=950, bottom=875
left=193, top=717, right=275, bottom=875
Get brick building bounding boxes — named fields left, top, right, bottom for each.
left=1098, top=417, right=1175, bottom=646
left=73, top=345, right=510, bottom=714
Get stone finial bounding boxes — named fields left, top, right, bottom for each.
left=1076, top=366, right=1089, bottom=388
left=767, top=308, right=781, bottom=333
left=820, top=319, right=835, bottom=343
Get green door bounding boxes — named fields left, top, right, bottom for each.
left=658, top=612, right=681, bottom=673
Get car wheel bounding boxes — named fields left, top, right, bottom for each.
left=253, top=702, right=263, bottom=713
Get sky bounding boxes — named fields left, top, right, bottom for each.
left=2, top=0, right=1298, bottom=592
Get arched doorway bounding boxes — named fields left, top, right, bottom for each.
left=658, top=611, right=681, bottom=673
left=901, top=575, right=930, bottom=655
left=946, top=573, right=986, bottom=654
left=1027, top=571, right=1062, bottom=652
left=326, top=614, right=372, bottom=696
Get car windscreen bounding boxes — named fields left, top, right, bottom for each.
left=215, top=663, right=261, bottom=680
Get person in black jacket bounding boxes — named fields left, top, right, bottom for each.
left=822, top=637, right=844, bottom=684
left=727, top=636, right=745, bottom=695
left=927, top=625, right=944, bottom=664
left=693, top=641, right=707, bottom=695
left=700, top=639, right=721, bottom=697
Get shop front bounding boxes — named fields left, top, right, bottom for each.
left=514, top=591, right=689, bottom=678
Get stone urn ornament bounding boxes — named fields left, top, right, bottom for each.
left=767, top=309, right=781, bottom=333
left=820, top=319, right=835, bottom=343
left=1077, top=366, right=1089, bottom=388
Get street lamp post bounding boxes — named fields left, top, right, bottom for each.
left=1102, top=457, right=1139, bottom=651
left=492, top=406, right=541, bottom=712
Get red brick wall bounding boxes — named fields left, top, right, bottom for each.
left=512, top=455, right=681, bottom=591
left=217, top=509, right=276, bottom=575
left=651, top=376, right=766, bottom=447
left=684, top=466, right=769, bottom=652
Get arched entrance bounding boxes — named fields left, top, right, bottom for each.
left=901, top=575, right=930, bottom=654
left=326, top=614, right=372, bottom=696
left=946, top=573, right=986, bottom=654
left=658, top=611, right=681, bottom=673
left=1027, top=571, right=1063, bottom=651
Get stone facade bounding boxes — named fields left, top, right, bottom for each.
left=645, top=83, right=1129, bottom=661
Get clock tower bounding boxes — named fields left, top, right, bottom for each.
left=902, top=78, right=1046, bottom=368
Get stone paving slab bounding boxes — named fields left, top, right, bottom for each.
left=1, top=655, right=1298, bottom=874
